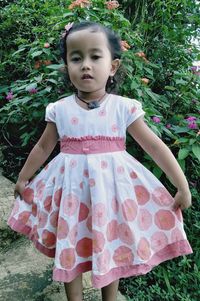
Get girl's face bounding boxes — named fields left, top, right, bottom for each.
left=66, top=28, right=120, bottom=99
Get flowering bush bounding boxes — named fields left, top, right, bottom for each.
left=0, top=0, right=200, bottom=299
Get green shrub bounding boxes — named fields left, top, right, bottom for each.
left=0, top=0, right=200, bottom=299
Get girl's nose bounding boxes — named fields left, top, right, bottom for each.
left=81, top=58, right=91, bottom=70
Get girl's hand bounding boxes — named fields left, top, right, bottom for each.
left=173, top=189, right=192, bottom=211
left=14, top=180, right=27, bottom=199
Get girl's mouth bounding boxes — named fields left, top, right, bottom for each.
left=82, top=74, right=93, bottom=79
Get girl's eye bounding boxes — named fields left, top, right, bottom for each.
left=71, top=57, right=81, bottom=62
left=92, top=55, right=101, bottom=60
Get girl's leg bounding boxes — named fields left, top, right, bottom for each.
left=101, top=279, right=119, bottom=301
left=64, top=274, right=83, bottom=301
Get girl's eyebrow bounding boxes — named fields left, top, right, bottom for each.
left=69, top=48, right=103, bottom=56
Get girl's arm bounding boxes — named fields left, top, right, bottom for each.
left=15, top=122, right=59, bottom=198
left=128, top=118, right=192, bottom=210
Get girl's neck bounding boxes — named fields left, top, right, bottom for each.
left=77, top=90, right=106, bottom=102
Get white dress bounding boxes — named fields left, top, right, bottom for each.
left=8, top=94, right=192, bottom=288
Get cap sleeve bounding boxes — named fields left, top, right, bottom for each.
left=126, top=98, right=145, bottom=127
left=45, top=103, right=56, bottom=123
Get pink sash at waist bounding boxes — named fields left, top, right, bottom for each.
left=60, top=136, right=125, bottom=154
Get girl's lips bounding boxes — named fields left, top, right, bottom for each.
left=82, top=74, right=93, bottom=79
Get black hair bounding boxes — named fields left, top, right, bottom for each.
left=59, top=21, right=122, bottom=93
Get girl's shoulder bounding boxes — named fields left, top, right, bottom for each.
left=45, top=95, right=74, bottom=122
left=54, top=94, right=74, bottom=107
left=46, top=94, right=74, bottom=111
left=109, top=94, right=142, bottom=108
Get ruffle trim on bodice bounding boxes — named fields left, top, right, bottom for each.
left=61, top=135, right=125, bottom=141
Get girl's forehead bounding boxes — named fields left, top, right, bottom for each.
left=67, top=29, right=109, bottom=50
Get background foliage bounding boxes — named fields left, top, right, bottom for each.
left=0, top=0, right=200, bottom=300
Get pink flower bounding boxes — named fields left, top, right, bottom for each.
left=6, top=92, right=14, bottom=101
left=152, top=116, right=161, bottom=123
left=120, top=40, right=130, bottom=51
left=188, top=122, right=198, bottom=129
left=44, top=42, right=50, bottom=48
left=166, top=123, right=171, bottom=129
left=68, top=0, right=90, bottom=9
left=28, top=88, right=38, bottom=94
left=185, top=116, right=197, bottom=122
left=105, top=1, right=119, bottom=10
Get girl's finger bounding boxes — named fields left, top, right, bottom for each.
left=14, top=190, right=22, bottom=200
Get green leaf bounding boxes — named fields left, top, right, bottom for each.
left=192, top=144, right=200, bottom=162
left=31, top=50, right=43, bottom=58
left=178, top=148, right=190, bottom=160
left=178, top=159, right=186, bottom=172
left=45, top=86, right=52, bottom=92
left=12, top=48, right=26, bottom=56
left=178, top=137, right=189, bottom=143
left=63, top=12, right=74, bottom=17
left=173, top=126, right=190, bottom=134
left=189, top=138, right=196, bottom=145
left=164, top=86, right=176, bottom=91
left=153, top=166, right=163, bottom=179
left=145, top=89, right=159, bottom=102
left=131, top=81, right=139, bottom=90
left=25, top=83, right=37, bottom=91
left=162, top=127, right=176, bottom=139
left=46, top=79, right=58, bottom=84
left=46, top=64, right=63, bottom=70
left=175, top=79, right=187, bottom=85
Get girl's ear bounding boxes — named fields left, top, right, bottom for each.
left=110, top=59, right=121, bottom=76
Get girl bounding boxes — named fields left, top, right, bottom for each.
left=8, top=22, right=192, bottom=301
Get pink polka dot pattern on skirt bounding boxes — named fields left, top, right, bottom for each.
left=122, top=199, right=138, bottom=221
left=134, top=185, right=150, bottom=205
left=59, top=248, right=76, bottom=269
